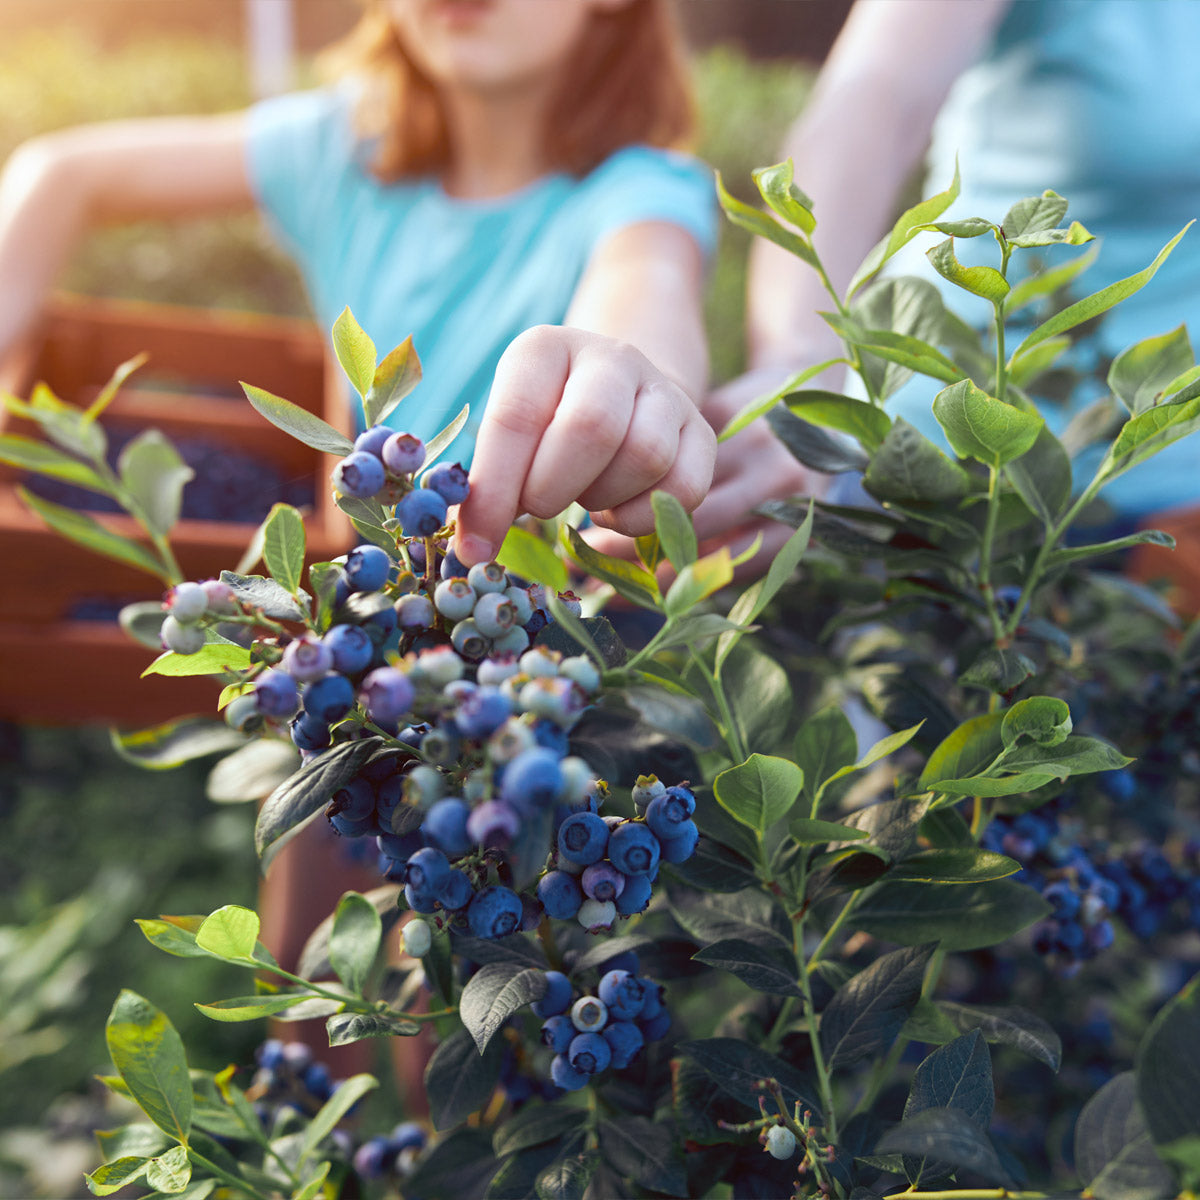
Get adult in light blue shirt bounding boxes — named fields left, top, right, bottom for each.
left=247, top=86, right=718, bottom=470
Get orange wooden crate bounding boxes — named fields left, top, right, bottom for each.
left=0, top=294, right=353, bottom=725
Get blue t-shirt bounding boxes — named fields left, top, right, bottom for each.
left=245, top=87, right=717, bottom=466
left=882, top=0, right=1200, bottom=516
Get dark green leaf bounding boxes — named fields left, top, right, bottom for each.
left=875, top=1107, right=1009, bottom=1186
left=599, top=1116, right=689, bottom=1197
left=1077, top=1073, right=1177, bottom=1200
left=406, top=1127, right=500, bottom=1198
left=424, top=1028, right=504, bottom=1130
left=793, top=706, right=858, bottom=814
left=296, top=883, right=402, bottom=979
left=1001, top=696, right=1072, bottom=748
left=365, top=334, right=421, bottom=426
left=937, top=1001, right=1062, bottom=1071
left=958, top=648, right=1037, bottom=695
left=618, top=684, right=721, bottom=752
left=1136, top=971, right=1200, bottom=1147
left=535, top=1139, right=597, bottom=1200
left=111, top=719, right=246, bottom=771
left=493, top=1104, right=589, bottom=1159
left=820, top=945, right=934, bottom=1070
left=713, top=754, right=803, bottom=835
left=766, top=404, right=870, bottom=474
left=219, top=570, right=310, bottom=623
left=242, top=382, right=354, bottom=456
left=932, top=379, right=1043, bottom=468
left=693, top=935, right=801, bottom=996
left=668, top=886, right=791, bottom=946
left=328, top=892, right=382, bottom=993
left=839, top=797, right=930, bottom=862
left=255, top=739, right=381, bottom=860
left=1108, top=325, right=1194, bottom=415
left=118, top=430, right=193, bottom=538
left=850, top=276, right=947, bottom=400
left=1006, top=424, right=1072, bottom=527
left=1047, top=528, right=1174, bottom=570
left=920, top=713, right=1005, bottom=791
left=887, top=848, right=1020, bottom=884
left=299, top=1073, right=378, bottom=1163
left=823, top=312, right=965, bottom=385
left=666, top=834, right=759, bottom=892
left=206, top=739, right=300, bottom=804
left=459, top=963, right=547, bottom=1054
left=862, top=419, right=972, bottom=504
left=790, top=817, right=868, bottom=844
left=678, top=1038, right=822, bottom=1118
left=105, top=990, right=192, bottom=1143
left=852, top=879, right=1050, bottom=951
left=327, top=1011, right=420, bottom=1045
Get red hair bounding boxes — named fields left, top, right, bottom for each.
left=321, top=0, right=695, bottom=180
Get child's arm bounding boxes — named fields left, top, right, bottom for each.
left=454, top=220, right=714, bottom=565
left=0, top=114, right=253, bottom=368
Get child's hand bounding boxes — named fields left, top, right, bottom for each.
left=454, top=325, right=715, bottom=565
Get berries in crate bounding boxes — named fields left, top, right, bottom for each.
left=0, top=292, right=352, bottom=724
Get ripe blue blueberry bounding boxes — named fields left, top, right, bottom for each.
left=455, top=687, right=513, bottom=739
left=645, top=792, right=691, bottom=839
left=465, top=799, right=520, bottom=847
left=467, top=884, right=523, bottom=938
left=354, top=425, right=393, bottom=459
left=421, top=797, right=473, bottom=857
left=324, top=624, right=374, bottom=675
left=436, top=868, right=474, bottom=911
left=255, top=668, right=299, bottom=718
left=501, top=748, right=565, bottom=812
left=333, top=776, right=377, bottom=822
left=303, top=673, right=356, bottom=723
left=540, top=1015, right=575, bottom=1054
left=598, top=970, right=645, bottom=1020
left=404, top=846, right=451, bottom=899
left=607, top=821, right=661, bottom=877
left=639, top=1008, right=671, bottom=1041
left=360, top=667, right=415, bottom=723
left=397, top=488, right=448, bottom=537
left=345, top=544, right=391, bottom=593
left=537, top=870, right=584, bottom=920
left=404, top=882, right=439, bottom=914
left=557, top=812, right=610, bottom=866
left=568, top=1032, right=612, bottom=1075
left=659, top=819, right=699, bottom=864
left=290, top=712, right=331, bottom=751
left=601, top=1020, right=644, bottom=1069
left=333, top=451, right=386, bottom=499
left=283, top=635, right=334, bottom=682
left=388, top=1122, right=426, bottom=1153
left=423, top=462, right=470, bottom=505
left=581, top=862, right=625, bottom=903
left=330, top=811, right=375, bottom=836
left=382, top=432, right=426, bottom=476
left=532, top=970, right=573, bottom=1018
left=549, top=1054, right=588, bottom=1092
left=614, top=873, right=653, bottom=916
left=353, top=1136, right=392, bottom=1179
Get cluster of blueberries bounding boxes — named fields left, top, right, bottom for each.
left=982, top=798, right=1200, bottom=974
left=159, top=424, right=699, bottom=943
left=529, top=963, right=670, bottom=1092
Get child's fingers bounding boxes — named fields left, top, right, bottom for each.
left=455, top=327, right=570, bottom=564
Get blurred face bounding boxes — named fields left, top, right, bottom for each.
left=384, top=0, right=614, bottom=95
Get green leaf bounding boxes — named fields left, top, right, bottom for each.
left=85, top=1156, right=151, bottom=1196
left=332, top=307, right=377, bottom=399
left=493, top=1104, right=588, bottom=1159
left=822, top=313, right=964, bottom=385
left=920, top=713, right=1005, bottom=791
left=220, top=570, right=310, bottom=622
left=241, top=382, right=355, bottom=457
left=852, top=879, right=1050, bottom=951
left=255, top=739, right=381, bottom=862
left=7, top=385, right=107, bottom=460
left=766, top=404, right=870, bottom=473
left=299, top=1073, right=379, bottom=1163
left=715, top=170, right=817, bottom=266
left=851, top=276, right=948, bottom=401
left=85, top=351, right=148, bottom=421
left=1108, top=325, right=1194, bottom=415
left=0, top=432, right=111, bottom=490
left=1008, top=334, right=1073, bottom=388
left=1001, top=696, right=1072, bottom=749
left=1006, top=424, right=1073, bottom=527
left=792, top=705, right=858, bottom=813
left=692, top=935, right=801, bottom=997
left=652, top=490, right=698, bottom=570
left=206, top=739, right=300, bottom=804
left=927, top=238, right=1009, bottom=302
left=18, top=485, right=168, bottom=580
left=328, top=892, right=382, bottom=994
left=1136, top=971, right=1200, bottom=1147
left=1076, top=1073, right=1178, bottom=1200
left=1047, top=528, right=1174, bottom=570
left=291, top=1162, right=330, bottom=1200
left=599, top=1116, right=689, bottom=1197
left=937, top=1001, right=1062, bottom=1071
left=1008, top=220, right=1093, bottom=249
left=425, top=1027, right=504, bottom=1131
left=664, top=547, right=732, bottom=617
left=105, top=990, right=192, bottom=1144
left=496, top=525, right=568, bottom=591
left=713, top=754, right=804, bottom=835
left=1001, top=734, right=1131, bottom=779
left=365, top=335, right=422, bottom=426
left=1000, top=190, right=1069, bottom=239
left=820, top=944, right=934, bottom=1070
left=535, top=1142, right=597, bottom=1200
left=560, top=525, right=660, bottom=609
left=460, top=963, right=547, bottom=1054
left=1004, top=242, right=1100, bottom=314
left=196, top=906, right=261, bottom=963
left=422, top=403, right=470, bottom=467
left=1099, top=392, right=1200, bottom=481
left=876, top=1107, right=1009, bottom=1187
left=678, top=1037, right=823, bottom=1118
left=862, top=419, right=972, bottom=504
left=716, top=360, right=845, bottom=442
left=789, top=817, right=868, bottom=844
left=262, top=504, right=306, bottom=595
left=326, top=1011, right=421, bottom=1044
left=752, top=159, right=816, bottom=235
left=887, top=848, right=1021, bottom=884
left=111, top=719, right=246, bottom=771
left=617, top=683, right=721, bottom=751
left=784, top=391, right=892, bottom=452
left=144, top=1144, right=192, bottom=1194
left=848, top=164, right=961, bottom=297
left=932, top=379, right=1043, bottom=468
left=196, top=993, right=325, bottom=1022
left=142, top=637, right=252, bottom=679
left=1010, top=223, right=1193, bottom=362
left=118, top=430, right=193, bottom=539
left=958, top=648, right=1036, bottom=695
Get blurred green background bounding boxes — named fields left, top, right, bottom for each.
left=0, top=19, right=814, bottom=1197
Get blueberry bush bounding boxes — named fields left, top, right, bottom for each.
left=6, top=169, right=1200, bottom=1200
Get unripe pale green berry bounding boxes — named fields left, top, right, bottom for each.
left=577, top=898, right=616, bottom=932
left=403, top=919, right=432, bottom=957
left=765, top=1125, right=796, bottom=1160
left=519, top=647, right=561, bottom=678
left=162, top=614, right=206, bottom=655
left=168, top=581, right=209, bottom=624
left=404, top=764, right=445, bottom=810
left=559, top=655, right=600, bottom=694
left=490, top=626, right=529, bottom=657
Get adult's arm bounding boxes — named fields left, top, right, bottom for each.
left=455, top=219, right=713, bottom=565
left=0, top=112, right=253, bottom=366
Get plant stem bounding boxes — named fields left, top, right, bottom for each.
left=894, top=1190, right=1050, bottom=1199
left=977, top=465, right=1008, bottom=643
left=187, top=1149, right=276, bottom=1200
left=796, top=937, right=838, bottom=1144
left=804, top=894, right=860, bottom=976
left=688, top=646, right=748, bottom=763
